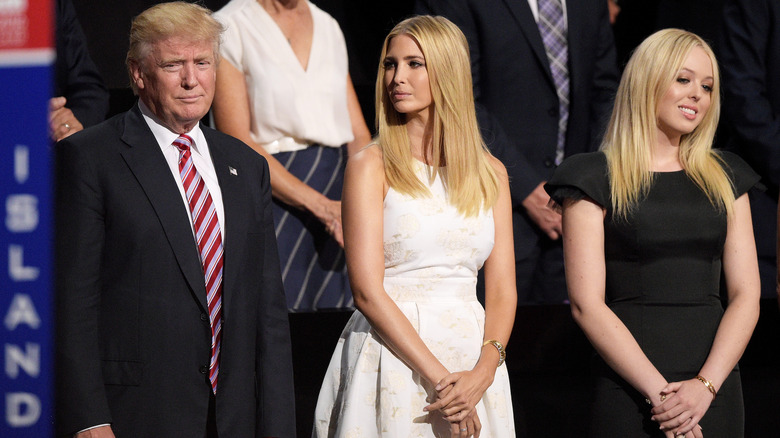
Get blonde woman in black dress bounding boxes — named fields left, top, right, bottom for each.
left=546, top=29, right=760, bottom=437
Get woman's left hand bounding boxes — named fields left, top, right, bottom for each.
left=651, top=379, right=713, bottom=436
left=450, top=409, right=481, bottom=438
left=424, top=368, right=493, bottom=422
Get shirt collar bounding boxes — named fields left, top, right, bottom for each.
left=138, top=99, right=206, bottom=154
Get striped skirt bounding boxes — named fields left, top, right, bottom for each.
left=273, top=145, right=352, bottom=311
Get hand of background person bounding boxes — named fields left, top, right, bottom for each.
left=651, top=379, right=712, bottom=437
left=49, top=96, right=84, bottom=142
left=425, top=367, right=493, bottom=423
left=607, top=0, right=621, bottom=25
left=74, top=425, right=115, bottom=438
left=522, top=182, right=562, bottom=240
left=451, top=409, right=481, bottom=438
left=312, top=198, right=344, bottom=247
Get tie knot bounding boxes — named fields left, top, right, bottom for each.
left=173, top=134, right=194, bottom=152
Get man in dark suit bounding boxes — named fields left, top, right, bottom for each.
left=720, top=0, right=780, bottom=303
left=54, top=2, right=295, bottom=437
left=50, top=0, right=109, bottom=141
left=415, top=0, right=619, bottom=304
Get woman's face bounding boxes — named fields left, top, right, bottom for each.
left=656, top=46, right=714, bottom=145
left=383, top=34, right=433, bottom=120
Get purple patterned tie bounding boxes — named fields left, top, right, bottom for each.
left=537, top=0, right=569, bottom=165
left=173, top=134, right=223, bottom=395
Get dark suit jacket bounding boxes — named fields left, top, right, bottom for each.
left=55, top=104, right=295, bottom=437
left=720, top=0, right=780, bottom=191
left=415, top=0, right=619, bottom=259
left=55, top=0, right=109, bottom=128
left=719, top=0, right=779, bottom=295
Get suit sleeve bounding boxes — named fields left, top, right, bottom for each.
left=415, top=0, right=545, bottom=204
left=586, top=0, right=620, bottom=152
left=55, top=0, right=109, bottom=128
left=55, top=137, right=113, bottom=435
left=253, top=157, right=297, bottom=436
left=720, top=0, right=780, bottom=188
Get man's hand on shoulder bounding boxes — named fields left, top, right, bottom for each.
left=522, top=182, right=562, bottom=240
left=49, top=96, right=84, bottom=142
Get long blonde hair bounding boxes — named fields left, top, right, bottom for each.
left=375, top=15, right=498, bottom=217
left=602, top=28, right=734, bottom=219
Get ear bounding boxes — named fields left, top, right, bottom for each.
left=129, top=60, right=145, bottom=90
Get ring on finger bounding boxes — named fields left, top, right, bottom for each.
left=62, top=123, right=71, bottom=131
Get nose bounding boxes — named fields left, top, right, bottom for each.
left=180, top=63, right=198, bottom=89
left=690, top=83, right=702, bottom=101
left=392, top=65, right=406, bottom=85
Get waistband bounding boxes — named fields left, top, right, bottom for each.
left=261, top=136, right=311, bottom=154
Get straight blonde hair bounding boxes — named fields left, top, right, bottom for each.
left=375, top=15, right=498, bottom=217
left=601, top=29, right=734, bottom=219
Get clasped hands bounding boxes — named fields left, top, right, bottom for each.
left=424, top=368, right=493, bottom=438
left=650, top=378, right=714, bottom=438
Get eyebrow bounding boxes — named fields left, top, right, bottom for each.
left=680, top=67, right=713, bottom=81
left=385, top=55, right=425, bottom=61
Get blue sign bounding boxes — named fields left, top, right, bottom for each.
left=1, top=0, right=55, bottom=435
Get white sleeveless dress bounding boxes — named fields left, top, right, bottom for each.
left=313, top=163, right=515, bottom=437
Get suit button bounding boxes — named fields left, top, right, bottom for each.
left=200, top=313, right=208, bottom=322
left=548, top=107, right=558, bottom=117
left=199, top=365, right=209, bottom=374
left=544, top=158, right=554, bottom=168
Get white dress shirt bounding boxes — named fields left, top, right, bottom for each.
left=139, top=100, right=226, bottom=240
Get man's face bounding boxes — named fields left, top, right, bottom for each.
left=131, top=36, right=216, bottom=133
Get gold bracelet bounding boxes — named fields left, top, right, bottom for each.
left=482, top=339, right=506, bottom=367
left=696, top=375, right=717, bottom=400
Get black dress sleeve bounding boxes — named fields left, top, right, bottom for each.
left=544, top=151, right=610, bottom=209
left=716, top=150, right=763, bottom=197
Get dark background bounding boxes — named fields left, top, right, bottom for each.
left=68, top=1, right=777, bottom=436
left=70, top=0, right=729, bottom=129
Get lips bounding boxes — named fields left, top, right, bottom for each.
left=179, top=95, right=202, bottom=103
left=678, top=105, right=697, bottom=120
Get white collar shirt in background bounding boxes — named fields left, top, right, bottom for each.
left=215, top=0, right=354, bottom=153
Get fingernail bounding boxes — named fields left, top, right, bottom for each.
left=435, top=384, right=442, bottom=390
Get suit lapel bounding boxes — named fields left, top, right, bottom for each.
left=119, top=105, right=209, bottom=311
left=502, top=0, right=555, bottom=87
left=564, top=0, right=584, bottom=99
left=203, top=127, right=247, bottom=323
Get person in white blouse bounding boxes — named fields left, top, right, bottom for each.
left=213, top=0, right=371, bottom=311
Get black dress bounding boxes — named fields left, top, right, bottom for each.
left=545, top=151, right=760, bottom=437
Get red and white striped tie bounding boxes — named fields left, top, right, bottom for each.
left=174, top=134, right=223, bottom=395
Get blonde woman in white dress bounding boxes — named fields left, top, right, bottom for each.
left=313, top=15, right=517, bottom=438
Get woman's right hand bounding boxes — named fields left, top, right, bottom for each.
left=450, top=409, right=481, bottom=438
left=426, top=366, right=493, bottom=423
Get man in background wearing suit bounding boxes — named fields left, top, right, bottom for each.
left=50, top=0, right=109, bottom=142
left=415, top=0, right=619, bottom=304
left=720, top=0, right=780, bottom=304
left=55, top=2, right=295, bottom=437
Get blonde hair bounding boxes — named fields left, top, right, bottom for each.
left=374, top=15, right=498, bottom=217
left=601, top=28, right=734, bottom=219
left=125, top=1, right=224, bottom=94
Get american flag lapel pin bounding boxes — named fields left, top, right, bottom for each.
left=229, top=166, right=238, bottom=176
